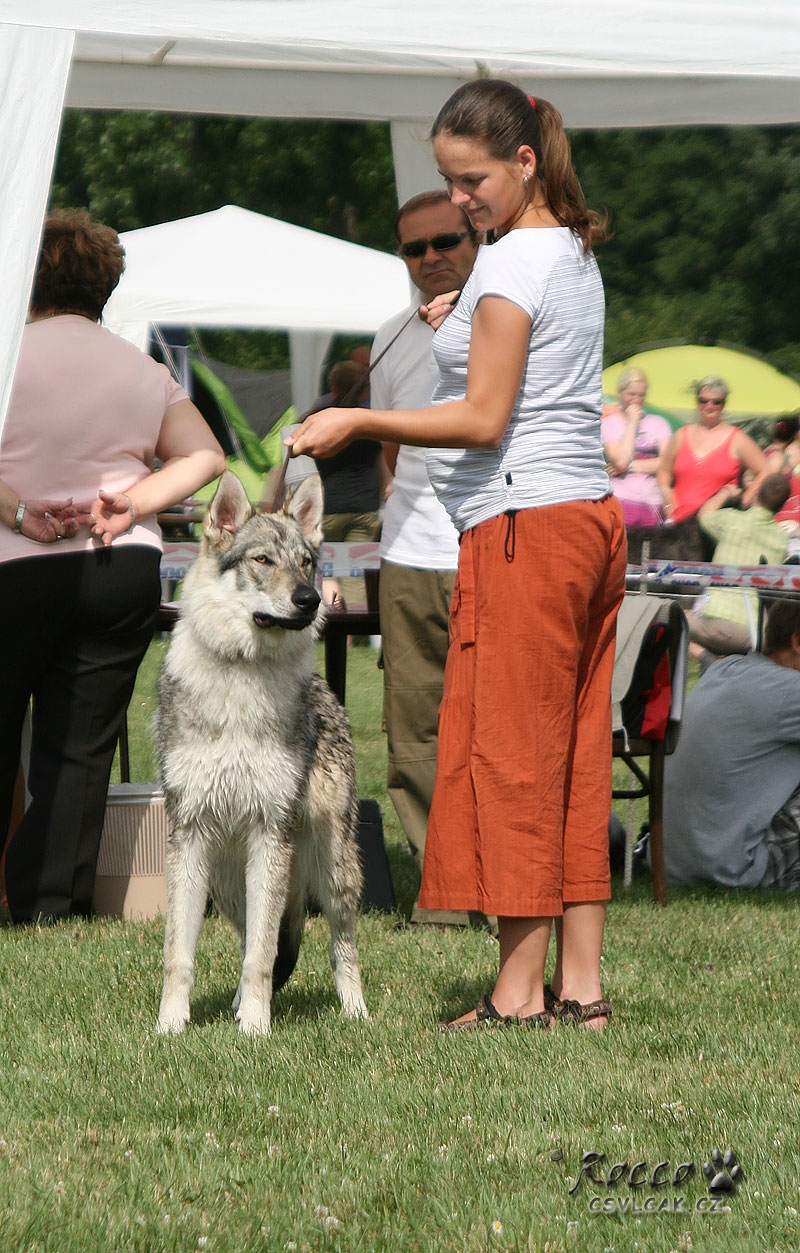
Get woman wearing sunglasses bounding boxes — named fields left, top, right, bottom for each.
left=657, top=376, right=767, bottom=548
left=288, top=79, right=625, bottom=1030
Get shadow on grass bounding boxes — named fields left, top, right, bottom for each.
left=273, top=983, right=355, bottom=1023
left=438, top=976, right=496, bottom=1023
left=190, top=979, right=347, bottom=1028
left=190, top=986, right=240, bottom=1026
left=385, top=844, right=419, bottom=920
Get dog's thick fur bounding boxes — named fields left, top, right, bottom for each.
left=156, top=471, right=367, bottom=1034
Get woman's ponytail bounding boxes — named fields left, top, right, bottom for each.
left=431, top=80, right=607, bottom=253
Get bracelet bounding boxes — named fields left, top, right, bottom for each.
left=12, top=499, right=26, bottom=533
left=121, top=493, right=137, bottom=529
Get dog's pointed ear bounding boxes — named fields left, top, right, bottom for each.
left=204, top=471, right=253, bottom=548
left=285, top=474, right=324, bottom=548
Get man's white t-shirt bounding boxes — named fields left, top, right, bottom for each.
left=371, top=303, right=459, bottom=571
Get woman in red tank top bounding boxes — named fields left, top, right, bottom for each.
left=658, top=376, right=767, bottom=525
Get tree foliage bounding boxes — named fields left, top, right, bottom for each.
left=572, top=126, right=800, bottom=365
left=50, top=111, right=800, bottom=373
left=51, top=111, right=398, bottom=246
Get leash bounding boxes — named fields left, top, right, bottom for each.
left=335, top=305, right=422, bottom=407
left=267, top=444, right=293, bottom=514
left=270, top=293, right=460, bottom=512
left=337, top=292, right=460, bottom=406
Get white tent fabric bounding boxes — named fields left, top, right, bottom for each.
left=9, top=2, right=800, bottom=126
left=2, top=1, right=800, bottom=435
left=0, top=24, right=73, bottom=432
left=104, top=206, right=412, bottom=415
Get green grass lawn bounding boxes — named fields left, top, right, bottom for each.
left=1, top=643, right=798, bottom=1251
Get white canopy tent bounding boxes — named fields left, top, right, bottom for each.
left=2, top=1, right=800, bottom=433
left=104, top=205, right=412, bottom=415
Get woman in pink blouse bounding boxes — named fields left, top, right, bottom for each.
left=0, top=210, right=224, bottom=922
left=602, top=368, right=672, bottom=527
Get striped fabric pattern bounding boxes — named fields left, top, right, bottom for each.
left=425, top=229, right=611, bottom=534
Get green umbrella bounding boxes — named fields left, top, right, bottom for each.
left=603, top=342, right=800, bottom=429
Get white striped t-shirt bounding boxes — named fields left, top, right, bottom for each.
left=425, top=228, right=611, bottom=534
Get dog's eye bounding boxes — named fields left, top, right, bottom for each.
left=253, top=554, right=274, bottom=565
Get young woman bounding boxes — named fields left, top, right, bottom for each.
left=288, top=80, right=626, bottom=1029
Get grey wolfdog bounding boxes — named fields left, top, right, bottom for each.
left=156, top=470, right=367, bottom=1034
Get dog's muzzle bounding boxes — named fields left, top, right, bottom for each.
left=252, top=612, right=315, bottom=631
left=253, top=583, right=320, bottom=631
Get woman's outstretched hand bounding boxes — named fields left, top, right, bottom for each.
left=285, top=409, right=359, bottom=460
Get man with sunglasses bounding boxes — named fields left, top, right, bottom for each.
left=371, top=191, right=478, bottom=925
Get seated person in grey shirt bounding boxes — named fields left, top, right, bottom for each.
left=664, top=598, right=800, bottom=891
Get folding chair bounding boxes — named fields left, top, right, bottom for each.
left=755, top=555, right=800, bottom=652
left=611, top=595, right=689, bottom=905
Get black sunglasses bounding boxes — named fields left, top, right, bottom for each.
left=399, top=231, right=470, bottom=258
left=698, top=396, right=725, bottom=407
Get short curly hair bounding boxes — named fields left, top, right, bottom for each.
left=30, top=208, right=125, bottom=321
left=694, top=375, right=729, bottom=402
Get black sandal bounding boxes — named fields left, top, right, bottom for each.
left=544, top=983, right=562, bottom=1015
left=553, top=996, right=612, bottom=1026
left=441, top=993, right=514, bottom=1031
left=517, top=1009, right=552, bottom=1029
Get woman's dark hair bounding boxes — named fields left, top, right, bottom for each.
left=773, top=415, right=800, bottom=444
left=328, top=359, right=368, bottom=402
left=430, top=79, right=608, bottom=253
left=31, top=208, right=125, bottom=321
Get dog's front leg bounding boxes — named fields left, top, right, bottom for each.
left=157, top=830, right=209, bottom=1034
left=235, top=831, right=293, bottom=1035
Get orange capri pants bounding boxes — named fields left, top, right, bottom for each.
left=418, top=494, right=627, bottom=918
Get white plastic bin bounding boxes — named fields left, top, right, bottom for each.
left=93, top=783, right=168, bottom=920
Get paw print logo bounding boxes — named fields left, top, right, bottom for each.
left=703, top=1149, right=744, bottom=1194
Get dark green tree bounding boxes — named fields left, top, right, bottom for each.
left=51, top=111, right=397, bottom=245
left=571, top=125, right=800, bottom=364
left=50, top=111, right=398, bottom=368
left=50, top=112, right=800, bottom=372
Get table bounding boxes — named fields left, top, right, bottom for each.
left=323, top=607, right=380, bottom=705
